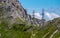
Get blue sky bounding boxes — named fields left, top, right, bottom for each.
left=18, top=0, right=60, bottom=20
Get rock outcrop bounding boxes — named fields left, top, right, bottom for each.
left=0, top=0, right=28, bottom=29
left=0, top=0, right=26, bottom=19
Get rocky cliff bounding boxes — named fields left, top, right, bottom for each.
left=0, top=0, right=26, bottom=19
left=0, top=0, right=28, bottom=29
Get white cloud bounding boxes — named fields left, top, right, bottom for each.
left=29, top=11, right=60, bottom=21
left=51, top=13, right=60, bottom=18
left=45, top=12, right=52, bottom=19
left=34, top=13, right=42, bottom=19
left=45, top=11, right=60, bottom=20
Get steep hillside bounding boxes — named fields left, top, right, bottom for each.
left=0, top=0, right=31, bottom=29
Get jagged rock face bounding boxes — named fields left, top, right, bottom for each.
left=0, top=0, right=27, bottom=28
left=0, top=0, right=26, bottom=19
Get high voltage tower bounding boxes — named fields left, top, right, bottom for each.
left=42, top=9, right=44, bottom=20
left=33, top=10, right=35, bottom=20
left=32, top=10, right=35, bottom=25
left=41, top=8, right=45, bottom=28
